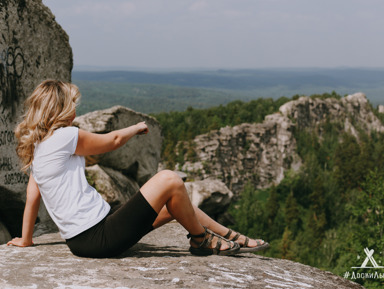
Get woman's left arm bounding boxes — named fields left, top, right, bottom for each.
left=7, top=174, right=41, bottom=247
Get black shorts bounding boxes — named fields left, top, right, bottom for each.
left=66, top=190, right=158, bottom=258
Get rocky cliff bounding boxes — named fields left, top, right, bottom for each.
left=0, top=222, right=364, bottom=289
left=181, top=93, right=384, bottom=195
left=0, top=0, right=72, bottom=243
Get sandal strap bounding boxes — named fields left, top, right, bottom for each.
left=231, top=232, right=241, bottom=242
left=190, top=227, right=236, bottom=252
left=187, top=226, right=208, bottom=247
left=223, top=229, right=232, bottom=239
left=244, top=236, right=249, bottom=247
left=187, top=229, right=206, bottom=240
left=224, top=229, right=241, bottom=242
left=205, top=230, right=215, bottom=248
left=213, top=237, right=222, bottom=255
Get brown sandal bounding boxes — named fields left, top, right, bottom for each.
left=187, top=226, right=240, bottom=256
left=224, top=229, right=269, bottom=253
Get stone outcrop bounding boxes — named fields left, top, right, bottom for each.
left=181, top=113, right=301, bottom=194
left=0, top=222, right=364, bottom=289
left=73, top=105, right=163, bottom=187
left=0, top=0, right=72, bottom=242
left=85, top=164, right=134, bottom=207
left=280, top=93, right=384, bottom=134
left=185, top=179, right=233, bottom=218
left=181, top=93, right=384, bottom=194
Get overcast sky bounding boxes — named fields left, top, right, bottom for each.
left=43, top=0, right=384, bottom=69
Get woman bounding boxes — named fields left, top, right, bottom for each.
left=7, top=80, right=269, bottom=258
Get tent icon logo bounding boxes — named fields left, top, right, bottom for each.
left=352, top=248, right=384, bottom=269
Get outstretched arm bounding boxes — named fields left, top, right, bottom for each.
left=7, top=174, right=41, bottom=247
left=75, top=121, right=148, bottom=156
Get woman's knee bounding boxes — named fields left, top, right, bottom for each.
left=156, top=170, right=184, bottom=191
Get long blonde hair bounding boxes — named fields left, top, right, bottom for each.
left=15, top=80, right=81, bottom=172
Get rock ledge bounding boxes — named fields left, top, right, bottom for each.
left=1, top=223, right=363, bottom=289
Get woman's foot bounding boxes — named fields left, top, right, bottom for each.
left=188, top=226, right=240, bottom=256
left=224, top=229, right=269, bottom=253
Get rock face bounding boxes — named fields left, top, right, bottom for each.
left=181, top=113, right=301, bottom=194
left=181, top=93, right=383, bottom=194
left=0, top=222, right=364, bottom=289
left=280, top=93, right=384, bottom=135
left=85, top=164, right=133, bottom=208
left=0, top=0, right=72, bottom=242
left=73, top=105, right=163, bottom=187
left=185, top=179, right=233, bottom=218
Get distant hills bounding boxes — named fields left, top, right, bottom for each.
left=72, top=68, right=384, bottom=115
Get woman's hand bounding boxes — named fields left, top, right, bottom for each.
left=7, top=237, right=34, bottom=247
left=136, top=121, right=149, bottom=135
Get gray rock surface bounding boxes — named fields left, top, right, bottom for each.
left=0, top=0, right=72, bottom=243
left=85, top=164, right=132, bottom=207
left=73, top=105, right=163, bottom=186
left=185, top=179, right=233, bottom=218
left=0, top=222, right=363, bottom=289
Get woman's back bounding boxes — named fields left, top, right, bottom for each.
left=32, top=126, right=110, bottom=239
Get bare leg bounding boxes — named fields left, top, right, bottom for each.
left=140, top=170, right=232, bottom=251
left=153, top=203, right=265, bottom=248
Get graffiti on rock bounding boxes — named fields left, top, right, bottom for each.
left=0, top=45, right=25, bottom=115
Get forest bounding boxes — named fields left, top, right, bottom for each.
left=152, top=92, right=384, bottom=289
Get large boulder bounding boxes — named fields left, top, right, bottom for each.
left=184, top=179, right=233, bottom=218
left=85, top=164, right=138, bottom=208
left=73, top=105, right=163, bottom=186
left=0, top=0, right=72, bottom=243
left=0, top=222, right=364, bottom=289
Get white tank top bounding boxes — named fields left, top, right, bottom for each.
left=32, top=126, right=110, bottom=239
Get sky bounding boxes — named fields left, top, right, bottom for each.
left=43, top=0, right=384, bottom=70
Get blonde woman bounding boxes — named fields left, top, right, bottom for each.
left=7, top=80, right=269, bottom=258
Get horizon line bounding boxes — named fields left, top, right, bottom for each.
left=72, top=65, right=384, bottom=72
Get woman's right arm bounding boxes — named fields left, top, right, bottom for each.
left=7, top=174, right=41, bottom=247
left=75, top=121, right=148, bottom=156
